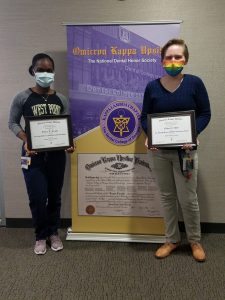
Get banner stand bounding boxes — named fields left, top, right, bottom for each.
left=66, top=229, right=165, bottom=243
left=65, top=21, right=182, bottom=243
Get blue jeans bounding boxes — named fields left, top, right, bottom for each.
left=22, top=150, right=66, bottom=240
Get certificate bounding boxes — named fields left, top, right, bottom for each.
left=25, top=115, right=73, bottom=151
left=77, top=153, right=162, bottom=217
left=147, top=110, right=197, bottom=148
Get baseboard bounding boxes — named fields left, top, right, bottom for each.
left=4, top=219, right=225, bottom=233
left=179, top=221, right=225, bottom=233
left=5, top=218, right=71, bottom=228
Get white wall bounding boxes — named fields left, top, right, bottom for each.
left=0, top=0, right=224, bottom=222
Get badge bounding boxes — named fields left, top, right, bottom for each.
left=21, top=156, right=31, bottom=169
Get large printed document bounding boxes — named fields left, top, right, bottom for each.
left=78, top=153, right=162, bottom=217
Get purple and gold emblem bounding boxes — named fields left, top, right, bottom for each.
left=100, top=100, right=141, bottom=145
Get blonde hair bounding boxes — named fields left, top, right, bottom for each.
left=161, top=39, right=189, bottom=62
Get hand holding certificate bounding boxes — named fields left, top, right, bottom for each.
left=147, top=110, right=197, bottom=148
left=25, top=115, right=73, bottom=152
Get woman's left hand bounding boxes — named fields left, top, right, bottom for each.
left=65, top=146, right=75, bottom=153
left=65, top=141, right=76, bottom=153
left=181, top=144, right=193, bottom=150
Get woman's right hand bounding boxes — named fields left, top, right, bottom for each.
left=24, top=142, right=37, bottom=156
left=17, top=131, right=37, bottom=156
left=145, top=137, right=158, bottom=151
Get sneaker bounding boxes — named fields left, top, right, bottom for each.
left=190, top=242, right=206, bottom=262
left=155, top=242, right=179, bottom=259
left=34, top=240, right=47, bottom=255
left=49, top=235, right=63, bottom=251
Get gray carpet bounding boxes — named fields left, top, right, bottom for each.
left=0, top=228, right=224, bottom=300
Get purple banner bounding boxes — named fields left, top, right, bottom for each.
left=67, top=24, right=180, bottom=141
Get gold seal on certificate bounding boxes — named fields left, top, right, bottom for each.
left=25, top=115, right=73, bottom=151
left=147, top=110, right=197, bottom=148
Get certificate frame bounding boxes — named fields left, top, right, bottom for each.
left=147, top=110, right=197, bottom=148
left=25, top=115, right=73, bottom=152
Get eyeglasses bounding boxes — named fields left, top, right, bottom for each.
left=164, top=55, right=184, bottom=60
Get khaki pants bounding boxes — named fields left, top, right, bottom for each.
left=148, top=149, right=201, bottom=243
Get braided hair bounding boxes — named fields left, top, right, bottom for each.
left=28, top=53, right=55, bottom=76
